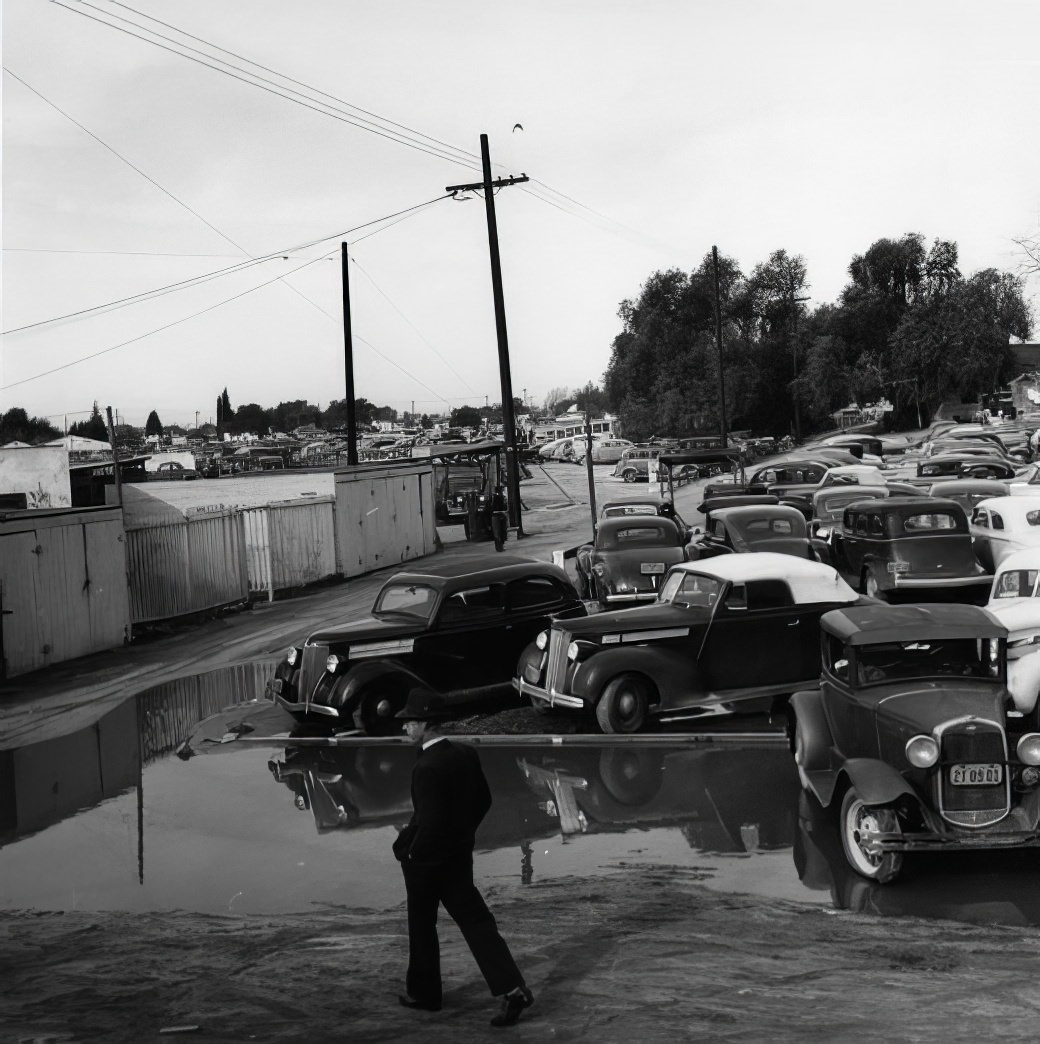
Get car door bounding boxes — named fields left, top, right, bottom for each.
left=503, top=575, right=583, bottom=666
left=970, top=507, right=996, bottom=572
left=427, top=582, right=509, bottom=693
left=697, top=580, right=803, bottom=691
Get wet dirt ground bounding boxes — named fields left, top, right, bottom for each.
left=7, top=455, right=1040, bottom=1042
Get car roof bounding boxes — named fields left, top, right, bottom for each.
left=845, top=495, right=961, bottom=513
left=710, top=504, right=806, bottom=524
left=383, top=556, right=567, bottom=588
left=928, top=479, right=1009, bottom=496
left=822, top=603, right=1005, bottom=644
left=815, top=484, right=888, bottom=500
left=671, top=552, right=858, bottom=603
left=597, top=515, right=678, bottom=535
left=973, top=495, right=1040, bottom=520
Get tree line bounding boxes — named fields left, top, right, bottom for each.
left=603, top=234, right=1032, bottom=442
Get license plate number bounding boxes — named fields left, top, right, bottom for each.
left=640, top=562, right=665, bottom=574
left=950, top=763, right=1003, bottom=786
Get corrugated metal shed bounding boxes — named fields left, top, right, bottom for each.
left=0, top=506, right=131, bottom=679
left=334, top=462, right=435, bottom=577
left=243, top=498, right=337, bottom=599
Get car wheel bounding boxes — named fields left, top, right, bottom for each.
left=839, top=787, right=903, bottom=883
left=598, top=747, right=664, bottom=804
left=622, top=470, right=638, bottom=484
left=863, top=567, right=886, bottom=602
left=595, top=673, right=652, bottom=734
left=352, top=689, right=405, bottom=735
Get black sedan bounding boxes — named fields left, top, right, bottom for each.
left=268, top=556, right=586, bottom=733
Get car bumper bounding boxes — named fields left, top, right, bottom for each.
left=512, top=675, right=584, bottom=710
left=269, top=680, right=341, bottom=719
left=891, top=574, right=992, bottom=589
left=603, top=591, right=660, bottom=603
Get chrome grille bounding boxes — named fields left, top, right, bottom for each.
left=544, top=629, right=570, bottom=697
left=938, top=717, right=1009, bottom=829
left=301, top=642, right=329, bottom=702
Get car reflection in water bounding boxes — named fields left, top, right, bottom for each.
left=266, top=738, right=801, bottom=864
left=794, top=792, right=1040, bottom=927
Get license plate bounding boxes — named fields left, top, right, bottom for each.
left=950, top=763, right=1003, bottom=786
left=640, top=562, right=665, bottom=574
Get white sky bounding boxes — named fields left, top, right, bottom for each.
left=2, top=0, right=1038, bottom=429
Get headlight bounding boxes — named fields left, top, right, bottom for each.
left=906, top=734, right=939, bottom=768
left=326, top=653, right=342, bottom=673
left=286, top=647, right=300, bottom=666
left=567, top=641, right=580, bottom=661
left=535, top=630, right=549, bottom=651
left=592, top=563, right=607, bottom=577
left=1018, top=734, right=1040, bottom=766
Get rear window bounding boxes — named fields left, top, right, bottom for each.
left=901, top=513, right=959, bottom=532
left=994, top=569, right=1040, bottom=599
left=614, top=525, right=671, bottom=545
left=744, top=518, right=794, bottom=535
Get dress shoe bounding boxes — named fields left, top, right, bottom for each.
left=491, top=986, right=534, bottom=1027
left=398, top=993, right=441, bottom=1012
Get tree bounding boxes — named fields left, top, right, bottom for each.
left=0, top=407, right=60, bottom=445
left=69, top=402, right=108, bottom=441
left=145, top=410, right=164, bottom=437
left=233, top=403, right=271, bottom=436
left=220, top=388, right=232, bottom=422
left=451, top=405, right=482, bottom=428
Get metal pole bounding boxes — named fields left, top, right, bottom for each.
left=105, top=406, right=123, bottom=508
left=711, top=247, right=728, bottom=448
left=480, top=133, right=524, bottom=534
left=342, top=242, right=359, bottom=466
left=584, top=412, right=598, bottom=536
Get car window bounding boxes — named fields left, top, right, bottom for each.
left=667, top=573, right=723, bottom=607
left=826, top=634, right=849, bottom=681
left=724, top=583, right=747, bottom=610
left=745, top=579, right=793, bottom=610
left=374, top=583, right=439, bottom=621
left=437, top=584, right=505, bottom=623
left=972, top=508, right=989, bottom=528
left=991, top=512, right=1005, bottom=530
left=856, top=638, right=999, bottom=684
left=902, top=513, right=958, bottom=532
left=506, top=576, right=569, bottom=611
left=612, top=525, right=674, bottom=546
left=868, top=514, right=884, bottom=536
left=855, top=514, right=867, bottom=535
left=712, top=520, right=727, bottom=540
left=994, top=569, right=1039, bottom=599
left=745, top=518, right=794, bottom=536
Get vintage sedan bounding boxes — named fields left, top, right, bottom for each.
left=575, top=515, right=687, bottom=607
left=926, top=478, right=1009, bottom=516
left=970, top=496, right=1040, bottom=573
left=514, top=553, right=861, bottom=733
left=916, top=453, right=1018, bottom=481
left=268, top=556, right=586, bottom=732
left=790, top=603, right=1040, bottom=883
left=810, top=485, right=888, bottom=541
left=686, top=503, right=829, bottom=563
left=830, top=496, right=991, bottom=603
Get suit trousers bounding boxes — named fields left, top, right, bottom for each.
left=402, top=859, right=523, bottom=1004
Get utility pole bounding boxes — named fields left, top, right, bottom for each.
left=789, top=290, right=810, bottom=443
left=447, top=141, right=529, bottom=533
left=711, top=246, right=728, bottom=448
left=342, top=242, right=359, bottom=465
left=105, top=406, right=123, bottom=508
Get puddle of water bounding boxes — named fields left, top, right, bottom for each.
left=6, top=663, right=1040, bottom=927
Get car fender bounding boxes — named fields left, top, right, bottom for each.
left=571, top=645, right=699, bottom=708
left=332, top=659, right=430, bottom=710
left=838, top=757, right=917, bottom=808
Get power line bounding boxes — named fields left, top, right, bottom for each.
left=0, top=254, right=329, bottom=390
left=1, top=194, right=451, bottom=335
left=3, top=247, right=245, bottom=258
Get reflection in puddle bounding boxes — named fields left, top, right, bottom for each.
left=7, top=666, right=1040, bottom=928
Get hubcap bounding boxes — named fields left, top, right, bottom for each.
left=618, top=692, right=636, bottom=718
left=375, top=698, right=392, bottom=717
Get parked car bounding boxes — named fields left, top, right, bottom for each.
left=686, top=503, right=829, bottom=562
left=599, top=498, right=693, bottom=540
left=810, top=485, right=889, bottom=540
left=746, top=458, right=833, bottom=489
left=969, top=496, right=1040, bottom=572
left=573, top=438, right=634, bottom=465
left=514, top=553, right=862, bottom=733
left=267, top=557, right=586, bottom=732
left=926, top=479, right=1010, bottom=515
left=767, top=465, right=890, bottom=519
left=433, top=459, right=487, bottom=525
left=830, top=496, right=991, bottom=603
left=575, top=515, right=688, bottom=607
left=916, top=453, right=1018, bottom=480
left=790, top=602, right=1040, bottom=883
left=987, top=548, right=1040, bottom=608
left=611, top=446, right=665, bottom=483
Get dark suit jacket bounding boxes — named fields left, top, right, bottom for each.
left=393, top=738, right=492, bottom=866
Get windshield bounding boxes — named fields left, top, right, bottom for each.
left=660, top=572, right=723, bottom=607
left=373, top=583, right=438, bottom=620
left=993, top=569, right=1040, bottom=599
left=856, top=638, right=1001, bottom=685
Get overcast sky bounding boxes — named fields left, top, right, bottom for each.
left=2, top=0, right=1038, bottom=429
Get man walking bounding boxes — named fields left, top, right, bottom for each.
left=393, top=694, right=534, bottom=1028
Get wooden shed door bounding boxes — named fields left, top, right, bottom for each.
left=0, top=532, right=40, bottom=678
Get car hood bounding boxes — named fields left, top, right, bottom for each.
left=987, top=601, right=1040, bottom=639
left=561, top=603, right=702, bottom=636
left=871, top=681, right=1008, bottom=733
left=307, top=615, right=428, bottom=645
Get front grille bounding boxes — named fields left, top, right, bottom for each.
left=938, top=718, right=1009, bottom=828
left=544, top=629, right=571, bottom=697
left=301, top=643, right=329, bottom=702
